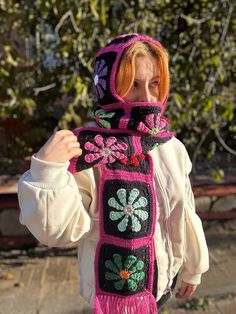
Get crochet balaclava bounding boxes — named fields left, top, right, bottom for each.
left=69, top=33, right=174, bottom=314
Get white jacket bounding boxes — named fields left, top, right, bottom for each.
left=18, top=136, right=209, bottom=305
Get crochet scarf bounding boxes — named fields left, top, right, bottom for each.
left=69, top=34, right=174, bottom=314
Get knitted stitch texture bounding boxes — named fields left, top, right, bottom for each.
left=69, top=34, right=174, bottom=314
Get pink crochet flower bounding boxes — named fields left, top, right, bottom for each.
left=137, top=113, right=168, bottom=135
left=84, top=135, right=128, bottom=164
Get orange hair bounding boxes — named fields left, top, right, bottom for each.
left=115, top=41, right=169, bottom=102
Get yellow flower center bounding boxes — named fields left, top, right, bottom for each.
left=151, top=128, right=159, bottom=135
left=119, top=269, right=130, bottom=279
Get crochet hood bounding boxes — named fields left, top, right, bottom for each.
left=92, top=33, right=167, bottom=113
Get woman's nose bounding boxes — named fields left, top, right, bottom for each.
left=139, top=86, right=155, bottom=102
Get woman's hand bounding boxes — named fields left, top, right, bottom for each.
left=36, top=130, right=82, bottom=163
left=175, top=280, right=197, bottom=299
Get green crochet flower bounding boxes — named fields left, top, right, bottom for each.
left=105, top=253, right=145, bottom=291
left=108, top=188, right=148, bottom=232
left=91, top=109, right=115, bottom=128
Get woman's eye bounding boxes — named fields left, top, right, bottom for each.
left=150, top=81, right=159, bottom=88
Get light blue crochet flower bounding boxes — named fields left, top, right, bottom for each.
left=108, top=188, right=148, bottom=232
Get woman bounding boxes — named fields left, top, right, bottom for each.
left=18, top=33, right=209, bottom=314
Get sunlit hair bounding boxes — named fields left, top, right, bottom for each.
left=115, top=41, right=169, bottom=102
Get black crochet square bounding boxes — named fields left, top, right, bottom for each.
left=106, top=108, right=125, bottom=129
left=103, top=179, right=153, bottom=239
left=140, top=135, right=167, bottom=152
left=98, top=243, right=149, bottom=295
left=127, top=105, right=161, bottom=131
left=74, top=130, right=132, bottom=172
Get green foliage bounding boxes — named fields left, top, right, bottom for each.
left=210, top=168, right=225, bottom=183
left=0, top=0, right=235, bottom=171
left=178, top=295, right=214, bottom=310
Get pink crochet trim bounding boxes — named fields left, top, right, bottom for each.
left=94, top=292, right=158, bottom=314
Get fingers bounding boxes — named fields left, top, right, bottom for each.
left=53, top=129, right=75, bottom=136
left=66, top=141, right=82, bottom=159
left=68, top=147, right=83, bottom=159
left=175, top=281, right=197, bottom=299
left=176, top=281, right=187, bottom=299
left=56, top=133, right=81, bottom=159
left=52, top=130, right=78, bottom=143
left=36, top=129, right=82, bottom=163
left=185, top=284, right=197, bottom=298
left=60, top=134, right=79, bottom=145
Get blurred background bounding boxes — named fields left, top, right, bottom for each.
left=0, top=1, right=236, bottom=313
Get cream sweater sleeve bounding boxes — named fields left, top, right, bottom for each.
left=18, top=155, right=92, bottom=247
left=180, top=153, right=209, bottom=285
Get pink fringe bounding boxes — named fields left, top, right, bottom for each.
left=94, top=293, right=158, bottom=314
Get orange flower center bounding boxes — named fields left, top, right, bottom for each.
left=119, top=269, right=130, bottom=279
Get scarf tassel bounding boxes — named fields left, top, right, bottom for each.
left=94, top=293, right=158, bottom=314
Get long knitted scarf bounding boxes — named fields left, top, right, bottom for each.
left=68, top=34, right=174, bottom=314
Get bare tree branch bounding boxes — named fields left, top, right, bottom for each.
left=220, top=4, right=234, bottom=47
left=182, top=5, right=234, bottom=168
left=192, top=130, right=210, bottom=174
left=202, top=4, right=235, bottom=157
left=204, top=4, right=233, bottom=96
left=215, top=128, right=236, bottom=155
left=34, top=83, right=56, bottom=95
left=55, top=10, right=80, bottom=38
left=180, top=14, right=210, bottom=25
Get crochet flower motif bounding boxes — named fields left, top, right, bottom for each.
left=137, top=113, right=168, bottom=135
left=105, top=253, right=145, bottom=291
left=84, top=135, right=128, bottom=164
left=108, top=188, right=148, bottom=232
left=91, top=109, right=115, bottom=129
left=93, top=59, right=108, bottom=99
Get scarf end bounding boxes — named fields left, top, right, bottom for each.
left=94, top=293, right=158, bottom=314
